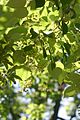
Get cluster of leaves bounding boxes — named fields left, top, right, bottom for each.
left=0, top=0, right=80, bottom=119
left=0, top=79, right=29, bottom=119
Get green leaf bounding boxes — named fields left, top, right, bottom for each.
left=5, top=17, right=19, bottom=28
left=70, top=9, right=76, bottom=19
left=66, top=48, right=80, bottom=65
left=4, top=59, right=13, bottom=66
left=77, top=0, right=80, bottom=3
left=48, top=61, right=55, bottom=73
left=62, top=21, right=68, bottom=35
left=43, top=32, right=56, bottom=48
left=7, top=0, right=26, bottom=8
left=38, top=59, right=48, bottom=70
left=8, top=65, right=18, bottom=74
left=49, top=10, right=59, bottom=21
left=6, top=26, right=27, bottom=41
left=49, top=14, right=58, bottom=21
left=53, top=0, right=60, bottom=9
left=30, top=0, right=45, bottom=9
left=67, top=32, right=76, bottom=43
left=74, top=3, right=80, bottom=16
left=43, top=47, right=47, bottom=58
left=35, top=0, right=45, bottom=8
left=8, top=26, right=27, bottom=34
left=14, top=75, right=22, bottom=80
left=48, top=38, right=56, bottom=48
left=16, top=68, right=31, bottom=80
left=56, top=61, right=64, bottom=70
left=64, top=86, right=76, bottom=97
left=41, top=16, right=48, bottom=22
left=13, top=50, right=26, bottom=64
left=48, top=63, right=62, bottom=79
left=29, top=0, right=36, bottom=10
left=23, top=45, right=34, bottom=52
left=75, top=23, right=80, bottom=31
left=61, top=0, right=72, bottom=5
left=60, top=0, right=72, bottom=8
left=43, top=31, right=55, bottom=38
left=64, top=42, right=71, bottom=55
left=58, top=71, right=66, bottom=83
left=30, top=28, right=38, bottom=39
left=13, top=7, right=28, bottom=18
left=66, top=72, right=80, bottom=86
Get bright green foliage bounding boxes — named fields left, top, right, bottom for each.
left=0, top=0, right=80, bottom=119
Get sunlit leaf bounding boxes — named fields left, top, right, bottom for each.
left=16, top=68, right=31, bottom=80
left=64, top=86, right=76, bottom=97
left=56, top=61, right=64, bottom=69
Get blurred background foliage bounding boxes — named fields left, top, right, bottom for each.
left=0, top=0, right=80, bottom=119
